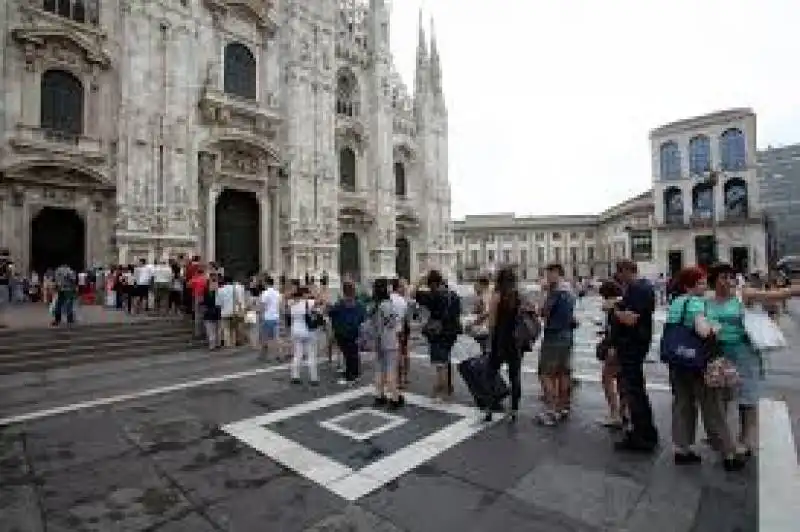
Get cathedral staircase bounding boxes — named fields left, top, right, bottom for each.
left=0, top=318, right=205, bottom=374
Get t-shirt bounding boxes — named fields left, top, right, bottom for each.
left=666, top=294, right=706, bottom=328
left=390, top=292, right=408, bottom=323
left=289, top=299, right=315, bottom=338
left=153, top=264, right=173, bottom=284
left=375, top=299, right=401, bottom=351
left=134, top=265, right=153, bottom=285
left=616, top=278, right=656, bottom=350
left=705, top=297, right=746, bottom=346
left=55, top=266, right=76, bottom=291
left=190, top=275, right=208, bottom=298
left=260, top=287, right=281, bottom=321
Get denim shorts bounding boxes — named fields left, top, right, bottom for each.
left=261, top=319, right=279, bottom=340
left=376, top=348, right=397, bottom=373
left=429, top=342, right=452, bottom=367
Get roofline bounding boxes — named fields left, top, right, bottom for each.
left=649, top=108, right=754, bottom=138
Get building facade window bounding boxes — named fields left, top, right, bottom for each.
left=720, top=128, right=746, bottom=171
left=502, top=250, right=511, bottom=264
left=336, top=68, right=359, bottom=117
left=520, top=249, right=527, bottom=265
left=585, top=230, right=594, bottom=239
left=691, top=183, right=714, bottom=220
left=663, top=186, right=684, bottom=223
left=569, top=247, right=578, bottom=263
left=552, top=232, right=561, bottom=241
left=659, top=141, right=682, bottom=180
left=570, top=232, right=578, bottom=240
left=470, top=249, right=478, bottom=264
left=535, top=233, right=544, bottom=242
left=689, top=135, right=711, bottom=175
left=630, top=230, right=653, bottom=261
left=724, top=178, right=749, bottom=218
left=394, top=162, right=406, bottom=197
left=587, top=245, right=595, bottom=261
left=339, top=147, right=357, bottom=191
left=488, top=250, right=495, bottom=263
left=40, top=69, right=84, bottom=137
left=554, top=248, right=561, bottom=263
left=223, top=42, right=256, bottom=100
left=43, top=0, right=100, bottom=25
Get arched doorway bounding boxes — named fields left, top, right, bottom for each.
left=30, top=207, right=85, bottom=274
left=396, top=237, right=411, bottom=281
left=339, top=232, right=361, bottom=282
left=215, top=188, right=260, bottom=281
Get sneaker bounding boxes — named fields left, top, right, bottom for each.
left=536, top=411, right=557, bottom=426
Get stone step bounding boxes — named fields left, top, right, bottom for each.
left=0, top=337, right=208, bottom=375
left=0, top=317, right=189, bottom=342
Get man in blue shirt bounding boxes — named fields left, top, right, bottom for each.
left=611, top=260, right=658, bottom=452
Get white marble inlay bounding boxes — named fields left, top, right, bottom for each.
left=319, top=407, right=407, bottom=442
left=221, top=387, right=497, bottom=501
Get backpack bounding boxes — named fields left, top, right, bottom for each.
left=304, top=300, right=325, bottom=331
left=422, top=289, right=460, bottom=339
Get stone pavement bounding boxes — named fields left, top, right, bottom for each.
left=1, top=354, right=759, bottom=532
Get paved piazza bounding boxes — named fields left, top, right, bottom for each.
left=1, top=296, right=797, bottom=531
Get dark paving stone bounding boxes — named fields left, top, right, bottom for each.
left=179, top=384, right=268, bottom=426
left=360, top=470, right=501, bottom=532
left=271, top=398, right=459, bottom=470
left=303, top=505, right=407, bottom=532
left=115, top=404, right=215, bottom=455
left=0, top=427, right=31, bottom=486
left=691, top=485, right=758, bottom=532
left=206, top=475, right=343, bottom=532
left=0, top=484, right=45, bottom=532
left=145, top=429, right=248, bottom=474
left=169, top=447, right=287, bottom=506
left=508, top=461, right=645, bottom=529
left=621, top=462, right=704, bottom=532
left=462, top=494, right=601, bottom=532
left=40, top=455, right=191, bottom=531
left=23, top=409, right=133, bottom=475
left=150, top=511, right=218, bottom=531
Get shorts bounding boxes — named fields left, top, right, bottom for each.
left=135, top=284, right=150, bottom=299
left=538, top=335, right=573, bottom=376
left=376, top=348, right=397, bottom=373
left=261, top=319, right=279, bottom=340
left=429, top=341, right=452, bottom=367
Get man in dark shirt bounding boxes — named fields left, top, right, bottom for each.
left=612, top=260, right=658, bottom=452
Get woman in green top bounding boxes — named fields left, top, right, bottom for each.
left=665, top=267, right=743, bottom=470
left=705, top=263, right=800, bottom=456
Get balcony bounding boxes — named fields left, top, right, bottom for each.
left=338, top=188, right=375, bottom=223
left=689, top=213, right=715, bottom=228
left=661, top=214, right=686, bottom=228
left=199, top=88, right=282, bottom=138
left=8, top=124, right=107, bottom=165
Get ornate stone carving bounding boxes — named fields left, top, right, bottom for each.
left=221, top=149, right=260, bottom=175
left=198, top=152, right=217, bottom=181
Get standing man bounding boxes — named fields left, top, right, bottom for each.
left=259, top=276, right=281, bottom=358
left=612, top=259, right=658, bottom=452
left=133, top=258, right=153, bottom=314
left=52, top=263, right=77, bottom=326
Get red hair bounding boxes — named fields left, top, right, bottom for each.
left=676, top=267, right=705, bottom=292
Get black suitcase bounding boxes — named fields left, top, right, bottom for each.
left=458, top=354, right=509, bottom=409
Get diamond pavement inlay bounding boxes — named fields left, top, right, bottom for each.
left=221, top=386, right=496, bottom=501
left=319, top=407, right=407, bottom=442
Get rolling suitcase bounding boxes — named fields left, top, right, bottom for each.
left=457, top=354, right=509, bottom=409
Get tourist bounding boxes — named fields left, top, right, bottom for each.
left=152, top=260, right=174, bottom=315
left=370, top=278, right=404, bottom=408
left=596, top=278, right=624, bottom=429
left=216, top=276, right=237, bottom=348
left=288, top=285, right=319, bottom=385
left=52, top=263, right=77, bottom=326
left=414, top=270, right=461, bottom=402
left=611, top=259, right=658, bottom=452
left=168, top=259, right=183, bottom=315
left=0, top=253, right=10, bottom=328
left=188, top=266, right=207, bottom=338
left=391, top=278, right=411, bottom=389
left=202, top=274, right=221, bottom=349
left=133, top=258, right=153, bottom=314
left=329, top=280, right=367, bottom=384
left=664, top=266, right=745, bottom=470
left=536, top=263, right=576, bottom=426
left=485, top=266, right=525, bottom=422
left=259, top=276, right=281, bottom=358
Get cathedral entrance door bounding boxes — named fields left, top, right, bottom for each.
left=215, top=188, right=260, bottom=281
left=30, top=207, right=85, bottom=274
left=396, top=237, right=411, bottom=281
left=339, top=232, right=361, bottom=282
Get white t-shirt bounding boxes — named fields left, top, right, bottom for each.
left=260, top=287, right=281, bottom=321
left=134, top=265, right=153, bottom=285
left=77, top=272, right=87, bottom=286
left=390, top=292, right=408, bottom=322
left=289, top=298, right=315, bottom=338
left=153, top=264, right=173, bottom=284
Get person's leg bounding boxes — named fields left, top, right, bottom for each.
left=699, top=386, right=740, bottom=461
left=671, top=368, right=700, bottom=460
left=374, top=351, right=387, bottom=403
left=291, top=338, right=303, bottom=381
left=64, top=292, right=75, bottom=324
left=507, top=352, right=522, bottom=418
left=617, top=357, right=658, bottom=449
left=601, top=360, right=621, bottom=425
left=385, top=350, right=401, bottom=404
left=306, top=337, right=319, bottom=383
left=52, top=291, right=62, bottom=325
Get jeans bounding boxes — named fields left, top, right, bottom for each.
left=338, top=338, right=360, bottom=381
left=204, top=320, right=220, bottom=349
left=53, top=290, right=76, bottom=325
left=292, top=335, right=318, bottom=381
left=618, top=348, right=658, bottom=444
left=488, top=350, right=523, bottom=411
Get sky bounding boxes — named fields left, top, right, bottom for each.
left=388, top=0, right=800, bottom=219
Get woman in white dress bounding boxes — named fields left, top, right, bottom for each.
left=289, top=285, right=320, bottom=385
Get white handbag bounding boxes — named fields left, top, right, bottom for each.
left=743, top=309, right=787, bottom=351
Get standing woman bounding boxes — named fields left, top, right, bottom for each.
left=705, top=263, right=800, bottom=455
left=288, top=285, right=320, bottom=385
left=371, top=278, right=404, bottom=409
left=485, top=267, right=524, bottom=422
left=597, top=279, right=624, bottom=428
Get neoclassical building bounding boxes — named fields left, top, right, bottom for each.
left=0, top=0, right=454, bottom=284
left=454, top=109, right=768, bottom=280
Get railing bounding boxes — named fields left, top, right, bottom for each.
left=11, top=124, right=104, bottom=154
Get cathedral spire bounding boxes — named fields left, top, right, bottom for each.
left=414, top=7, right=428, bottom=101
left=429, top=16, right=441, bottom=96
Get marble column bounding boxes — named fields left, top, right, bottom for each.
left=206, top=184, right=220, bottom=262
left=270, top=185, right=281, bottom=274
left=259, top=190, right=270, bottom=273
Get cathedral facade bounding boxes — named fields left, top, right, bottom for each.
left=0, top=0, right=454, bottom=284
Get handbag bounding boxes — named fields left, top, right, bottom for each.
left=659, top=298, right=711, bottom=372
left=743, top=309, right=787, bottom=351
left=304, top=300, right=324, bottom=331
left=704, top=354, right=740, bottom=389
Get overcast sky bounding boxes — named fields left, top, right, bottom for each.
left=389, top=0, right=800, bottom=219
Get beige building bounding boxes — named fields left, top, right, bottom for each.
left=0, top=0, right=454, bottom=283
left=454, top=108, right=768, bottom=281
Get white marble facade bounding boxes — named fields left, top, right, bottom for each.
left=0, top=0, right=453, bottom=284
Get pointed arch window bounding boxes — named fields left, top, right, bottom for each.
left=394, top=162, right=407, bottom=197
left=659, top=141, right=681, bottom=180
left=689, top=135, right=711, bottom=175
left=339, top=147, right=357, bottom=192
left=720, top=128, right=746, bottom=171
left=224, top=42, right=257, bottom=100
left=40, top=69, right=84, bottom=138
left=336, top=68, right=359, bottom=117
